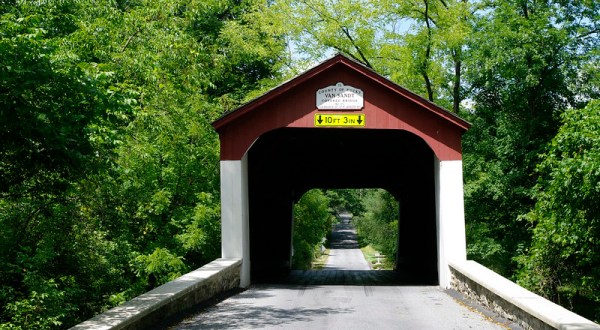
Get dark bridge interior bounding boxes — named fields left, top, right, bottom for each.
left=248, top=128, right=438, bottom=284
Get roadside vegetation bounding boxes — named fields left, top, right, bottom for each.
left=353, top=189, right=399, bottom=267
left=310, top=249, right=331, bottom=270
left=1, top=0, right=598, bottom=327
left=360, top=245, right=394, bottom=270
left=292, top=188, right=398, bottom=271
left=0, top=1, right=285, bottom=328
left=291, top=190, right=335, bottom=270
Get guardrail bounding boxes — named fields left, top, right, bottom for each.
left=70, top=258, right=242, bottom=330
left=450, top=260, right=600, bottom=330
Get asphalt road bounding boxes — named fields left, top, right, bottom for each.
left=170, top=284, right=509, bottom=330
left=168, top=214, right=513, bottom=330
left=324, top=219, right=371, bottom=271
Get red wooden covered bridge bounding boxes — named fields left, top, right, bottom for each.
left=212, top=54, right=470, bottom=288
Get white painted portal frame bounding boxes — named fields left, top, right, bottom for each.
left=219, top=156, right=250, bottom=288
left=434, top=158, right=467, bottom=288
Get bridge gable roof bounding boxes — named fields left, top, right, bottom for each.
left=212, top=54, right=470, bottom=161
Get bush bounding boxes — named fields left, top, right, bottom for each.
left=517, top=100, right=600, bottom=322
left=291, top=190, right=334, bottom=269
left=354, top=189, right=398, bottom=262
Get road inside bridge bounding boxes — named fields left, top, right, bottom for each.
left=323, top=214, right=370, bottom=271
left=168, top=214, right=511, bottom=329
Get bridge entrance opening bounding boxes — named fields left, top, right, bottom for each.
left=212, top=54, right=470, bottom=288
left=291, top=188, right=397, bottom=271
left=248, top=128, right=438, bottom=284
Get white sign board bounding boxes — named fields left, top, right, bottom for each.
left=316, top=82, right=364, bottom=110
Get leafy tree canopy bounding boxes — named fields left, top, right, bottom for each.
left=517, top=100, right=600, bottom=321
left=1, top=1, right=287, bottom=328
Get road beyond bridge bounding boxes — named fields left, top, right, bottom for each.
left=168, top=214, right=514, bottom=329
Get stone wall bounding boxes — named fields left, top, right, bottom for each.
left=449, top=260, right=600, bottom=330
left=450, top=265, right=548, bottom=330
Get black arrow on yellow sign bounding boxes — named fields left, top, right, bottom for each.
left=317, top=115, right=323, bottom=124
left=357, top=115, right=363, bottom=125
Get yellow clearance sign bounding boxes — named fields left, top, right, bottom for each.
left=314, top=113, right=366, bottom=127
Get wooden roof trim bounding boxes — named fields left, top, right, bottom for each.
left=212, top=54, right=470, bottom=131
left=212, top=55, right=342, bottom=130
left=331, top=55, right=471, bottom=131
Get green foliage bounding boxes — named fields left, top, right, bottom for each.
left=325, top=189, right=365, bottom=216
left=0, top=10, right=106, bottom=196
left=462, top=0, right=598, bottom=277
left=292, top=190, right=334, bottom=269
left=0, top=4, right=131, bottom=326
left=1, top=0, right=286, bottom=328
left=1, top=0, right=598, bottom=326
left=267, top=0, right=472, bottom=111
left=354, top=189, right=398, bottom=262
left=517, top=100, right=600, bottom=322
left=133, top=248, right=187, bottom=286
left=2, top=276, right=78, bottom=330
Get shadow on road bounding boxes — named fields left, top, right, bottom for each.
left=277, top=269, right=436, bottom=286
left=328, top=223, right=360, bottom=249
left=172, top=301, right=353, bottom=330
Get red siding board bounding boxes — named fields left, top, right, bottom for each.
left=213, top=54, right=468, bottom=161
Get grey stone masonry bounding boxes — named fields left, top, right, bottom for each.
left=450, top=260, right=600, bottom=330
left=70, top=258, right=242, bottom=330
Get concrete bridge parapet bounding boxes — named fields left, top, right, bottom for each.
left=70, top=258, right=241, bottom=330
left=450, top=260, right=600, bottom=330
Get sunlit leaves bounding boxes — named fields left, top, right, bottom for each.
left=1, top=0, right=286, bottom=328
left=267, top=0, right=472, bottom=111
left=133, top=248, right=188, bottom=286
left=292, top=190, right=334, bottom=269
left=354, top=189, right=399, bottom=261
left=0, top=14, right=98, bottom=195
left=270, top=0, right=381, bottom=67
left=518, top=100, right=600, bottom=321
left=462, top=0, right=596, bottom=281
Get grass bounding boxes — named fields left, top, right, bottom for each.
left=311, top=249, right=330, bottom=270
left=360, top=245, right=394, bottom=270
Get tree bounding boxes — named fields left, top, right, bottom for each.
left=292, top=190, right=334, bottom=269
left=68, top=0, right=286, bottom=317
left=517, top=100, right=600, bottom=322
left=266, top=0, right=472, bottom=112
left=1, top=0, right=287, bottom=327
left=354, top=189, right=399, bottom=262
left=462, top=0, right=598, bottom=276
left=0, top=4, right=130, bottom=327
left=378, top=0, right=471, bottom=111
left=0, top=5, right=102, bottom=197
left=325, top=189, right=366, bottom=216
